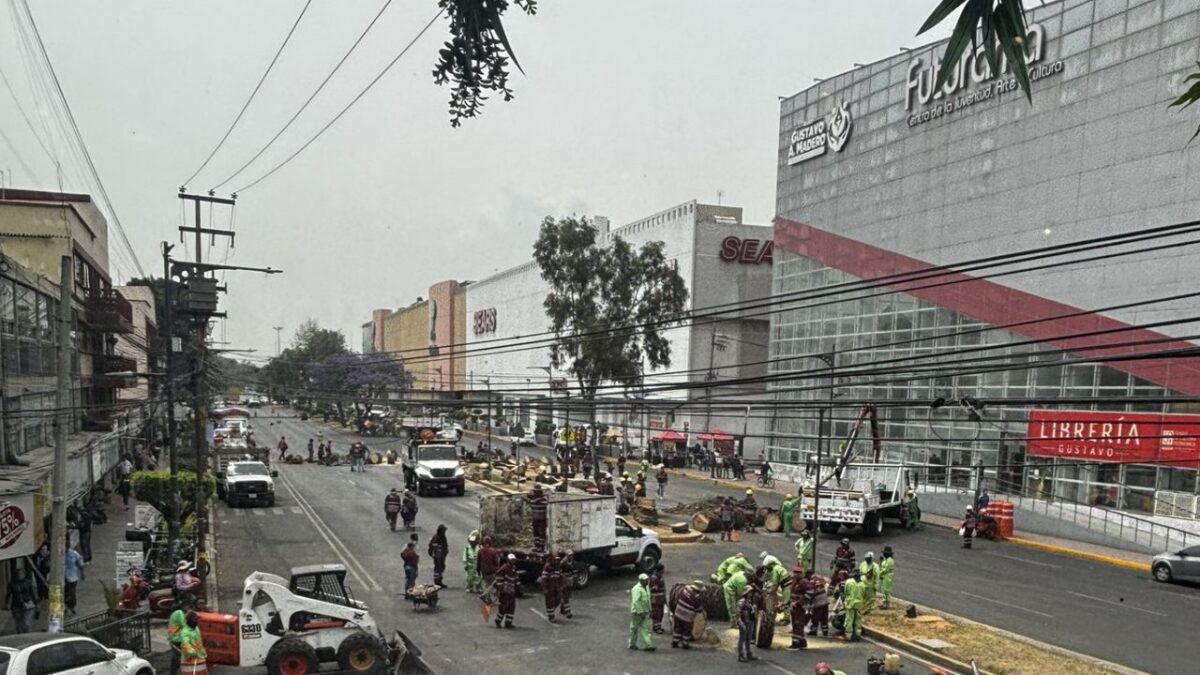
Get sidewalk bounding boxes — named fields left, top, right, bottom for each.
left=0, top=493, right=172, bottom=654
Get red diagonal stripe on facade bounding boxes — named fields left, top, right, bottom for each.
left=774, top=217, right=1200, bottom=396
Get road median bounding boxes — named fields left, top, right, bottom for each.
left=1005, top=536, right=1149, bottom=572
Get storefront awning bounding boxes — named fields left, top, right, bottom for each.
left=698, top=428, right=734, bottom=442
left=652, top=430, right=687, bottom=443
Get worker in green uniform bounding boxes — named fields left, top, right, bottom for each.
left=463, top=530, right=483, bottom=593
left=722, top=569, right=751, bottom=628
left=904, top=490, right=922, bottom=530
left=794, top=529, right=814, bottom=573
left=712, top=552, right=753, bottom=584
left=760, top=552, right=790, bottom=624
left=780, top=493, right=798, bottom=536
left=878, top=546, right=895, bottom=609
left=167, top=608, right=186, bottom=675
left=629, top=573, right=654, bottom=651
left=842, top=571, right=864, bottom=641
left=858, top=552, right=879, bottom=614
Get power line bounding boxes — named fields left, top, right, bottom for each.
left=233, top=9, right=444, bottom=194
left=209, top=0, right=395, bottom=192
left=181, top=0, right=314, bottom=189
left=16, top=0, right=146, bottom=277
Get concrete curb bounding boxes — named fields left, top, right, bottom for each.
left=863, top=626, right=989, bottom=675
left=1005, top=536, right=1149, bottom=573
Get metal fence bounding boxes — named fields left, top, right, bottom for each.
left=64, top=610, right=151, bottom=655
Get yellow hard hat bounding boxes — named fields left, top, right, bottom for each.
left=785, top=493, right=794, bottom=499
left=745, top=489, right=753, bottom=495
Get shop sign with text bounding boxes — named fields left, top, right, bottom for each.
left=1026, top=410, right=1200, bottom=468
left=719, top=236, right=774, bottom=265
left=905, top=23, right=1065, bottom=128
left=0, top=492, right=44, bottom=561
left=786, top=101, right=853, bottom=165
left=473, top=308, right=497, bottom=336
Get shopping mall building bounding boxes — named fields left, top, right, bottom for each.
left=366, top=200, right=774, bottom=456
left=767, top=0, right=1200, bottom=515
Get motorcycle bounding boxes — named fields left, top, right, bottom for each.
left=116, top=572, right=206, bottom=619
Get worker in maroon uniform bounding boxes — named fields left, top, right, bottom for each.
left=740, top=489, right=759, bottom=533
left=539, top=552, right=564, bottom=623
left=558, top=551, right=576, bottom=618
left=524, top=484, right=550, bottom=552
left=672, top=580, right=704, bottom=649
left=719, top=497, right=736, bottom=541
left=961, top=506, right=977, bottom=549
left=648, top=564, right=667, bottom=633
left=832, top=538, right=855, bottom=571
left=787, top=564, right=808, bottom=650
left=599, top=476, right=615, bottom=496
left=804, top=569, right=830, bottom=637
left=477, top=535, right=501, bottom=589
left=494, top=553, right=519, bottom=629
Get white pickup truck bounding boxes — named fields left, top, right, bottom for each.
left=480, top=493, right=662, bottom=588
left=798, top=463, right=910, bottom=537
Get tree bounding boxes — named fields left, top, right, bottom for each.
left=532, top=215, right=689, bottom=410
left=921, top=0, right=1200, bottom=138
left=434, top=0, right=538, bottom=127
left=309, top=352, right=412, bottom=429
left=130, top=470, right=215, bottom=523
left=261, top=320, right=349, bottom=403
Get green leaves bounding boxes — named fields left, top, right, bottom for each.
left=130, top=470, right=216, bottom=522
left=1169, top=62, right=1200, bottom=141
left=918, top=0, right=1032, bottom=102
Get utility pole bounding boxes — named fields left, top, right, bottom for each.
left=48, top=255, right=72, bottom=633
left=273, top=326, right=283, bottom=357
left=484, top=377, right=492, bottom=452
left=810, top=350, right=836, bottom=571
left=704, top=329, right=726, bottom=433
left=162, top=243, right=182, bottom=565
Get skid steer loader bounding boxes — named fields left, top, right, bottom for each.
left=197, top=564, right=426, bottom=674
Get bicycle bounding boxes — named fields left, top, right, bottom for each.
left=758, top=473, right=776, bottom=489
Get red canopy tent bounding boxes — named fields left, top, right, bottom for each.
left=651, top=429, right=687, bottom=443
left=697, top=428, right=734, bottom=442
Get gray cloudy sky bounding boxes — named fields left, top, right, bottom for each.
left=1, top=1, right=949, bottom=358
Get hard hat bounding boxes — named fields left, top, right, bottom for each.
left=865, top=551, right=874, bottom=559
left=638, top=573, right=649, bottom=581
left=745, top=489, right=753, bottom=495
left=815, top=663, right=833, bottom=675
left=785, top=493, right=794, bottom=499
left=507, top=553, right=516, bottom=561
left=176, top=561, right=192, bottom=572
left=883, top=546, right=894, bottom=556
left=841, top=538, right=850, bottom=545
left=966, top=505, right=974, bottom=512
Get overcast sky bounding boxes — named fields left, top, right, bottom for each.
left=1, top=1, right=950, bottom=359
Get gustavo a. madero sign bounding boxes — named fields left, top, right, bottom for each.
left=787, top=101, right=852, bottom=165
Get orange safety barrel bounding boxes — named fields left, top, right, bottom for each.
left=196, top=612, right=240, bottom=666
left=992, top=501, right=1014, bottom=514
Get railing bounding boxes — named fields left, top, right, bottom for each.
left=918, top=477, right=1199, bottom=553
left=63, top=609, right=151, bottom=655
left=84, top=288, right=134, bottom=333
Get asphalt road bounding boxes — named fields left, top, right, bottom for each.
left=212, top=411, right=938, bottom=675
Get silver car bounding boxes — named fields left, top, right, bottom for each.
left=1151, top=544, right=1200, bottom=583
left=0, top=633, right=154, bottom=675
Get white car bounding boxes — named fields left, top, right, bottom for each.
left=0, top=633, right=154, bottom=675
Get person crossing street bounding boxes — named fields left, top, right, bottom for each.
left=628, top=574, right=655, bottom=651
left=879, top=546, right=896, bottom=609
left=401, top=489, right=419, bottom=530
left=648, top=564, right=667, bottom=633
left=383, top=488, right=402, bottom=531
left=276, top=436, right=288, bottom=462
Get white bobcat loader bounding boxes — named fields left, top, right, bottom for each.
left=198, top=564, right=426, bottom=674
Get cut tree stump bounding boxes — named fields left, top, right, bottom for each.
left=670, top=522, right=690, bottom=534
left=764, top=512, right=783, bottom=532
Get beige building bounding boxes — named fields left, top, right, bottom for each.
left=373, top=280, right=468, bottom=401
left=115, top=284, right=158, bottom=402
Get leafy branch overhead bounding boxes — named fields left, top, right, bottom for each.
left=434, top=0, right=538, bottom=127
left=1169, top=63, right=1200, bottom=141
left=919, top=0, right=1032, bottom=101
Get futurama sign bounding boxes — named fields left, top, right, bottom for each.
left=905, top=23, right=1064, bottom=128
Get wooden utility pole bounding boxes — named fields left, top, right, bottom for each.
left=162, top=243, right=182, bottom=564
left=48, top=255, right=73, bottom=633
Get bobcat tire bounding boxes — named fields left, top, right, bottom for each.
left=266, top=637, right=319, bottom=675
left=336, top=632, right=386, bottom=674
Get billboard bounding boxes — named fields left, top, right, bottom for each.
left=1026, top=410, right=1200, bottom=469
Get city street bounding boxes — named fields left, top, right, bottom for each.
left=212, top=413, right=1199, bottom=674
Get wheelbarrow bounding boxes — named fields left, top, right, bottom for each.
left=405, top=584, right=440, bottom=610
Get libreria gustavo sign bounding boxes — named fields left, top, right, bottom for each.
left=787, top=101, right=852, bottom=165
left=905, top=22, right=1064, bottom=128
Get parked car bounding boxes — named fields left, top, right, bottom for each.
left=218, top=460, right=277, bottom=507
left=1152, top=544, right=1200, bottom=583
left=0, top=633, right=155, bottom=675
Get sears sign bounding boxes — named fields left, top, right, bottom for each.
left=473, top=308, right=497, bottom=336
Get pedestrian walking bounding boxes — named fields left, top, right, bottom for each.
left=179, top=611, right=208, bottom=675
left=401, top=534, right=420, bottom=592
left=64, top=538, right=84, bottom=614
left=32, top=543, right=50, bottom=601
left=628, top=573, right=655, bottom=651
left=276, top=436, right=288, bottom=461
left=671, top=580, right=704, bottom=649
left=879, top=546, right=895, bottom=609
left=307, top=439, right=315, bottom=463
left=350, top=442, right=368, bottom=472
left=842, top=570, right=864, bottom=641
left=428, top=524, right=449, bottom=588
left=539, top=552, right=564, bottom=622
left=5, top=566, right=37, bottom=633
left=477, top=535, right=501, bottom=589
left=463, top=530, right=483, bottom=593
left=493, top=554, right=519, bottom=628
left=117, top=472, right=132, bottom=510
left=401, top=489, right=418, bottom=530
left=655, top=465, right=668, bottom=499
left=960, top=506, right=977, bottom=549
left=648, top=564, right=667, bottom=633
left=68, top=503, right=93, bottom=563
left=904, top=490, right=922, bottom=530
left=794, top=529, right=814, bottom=573
left=167, top=608, right=186, bottom=675
left=736, top=586, right=759, bottom=662
left=384, top=489, right=402, bottom=531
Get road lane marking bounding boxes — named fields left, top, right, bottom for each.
left=904, top=549, right=958, bottom=566
left=271, top=508, right=284, bottom=516
left=1066, top=590, right=1167, bottom=617
left=289, top=507, right=303, bottom=514
left=960, top=591, right=1053, bottom=618
left=252, top=509, right=265, bottom=516
left=528, top=608, right=560, bottom=627
left=983, top=551, right=1060, bottom=568
left=278, top=470, right=383, bottom=591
